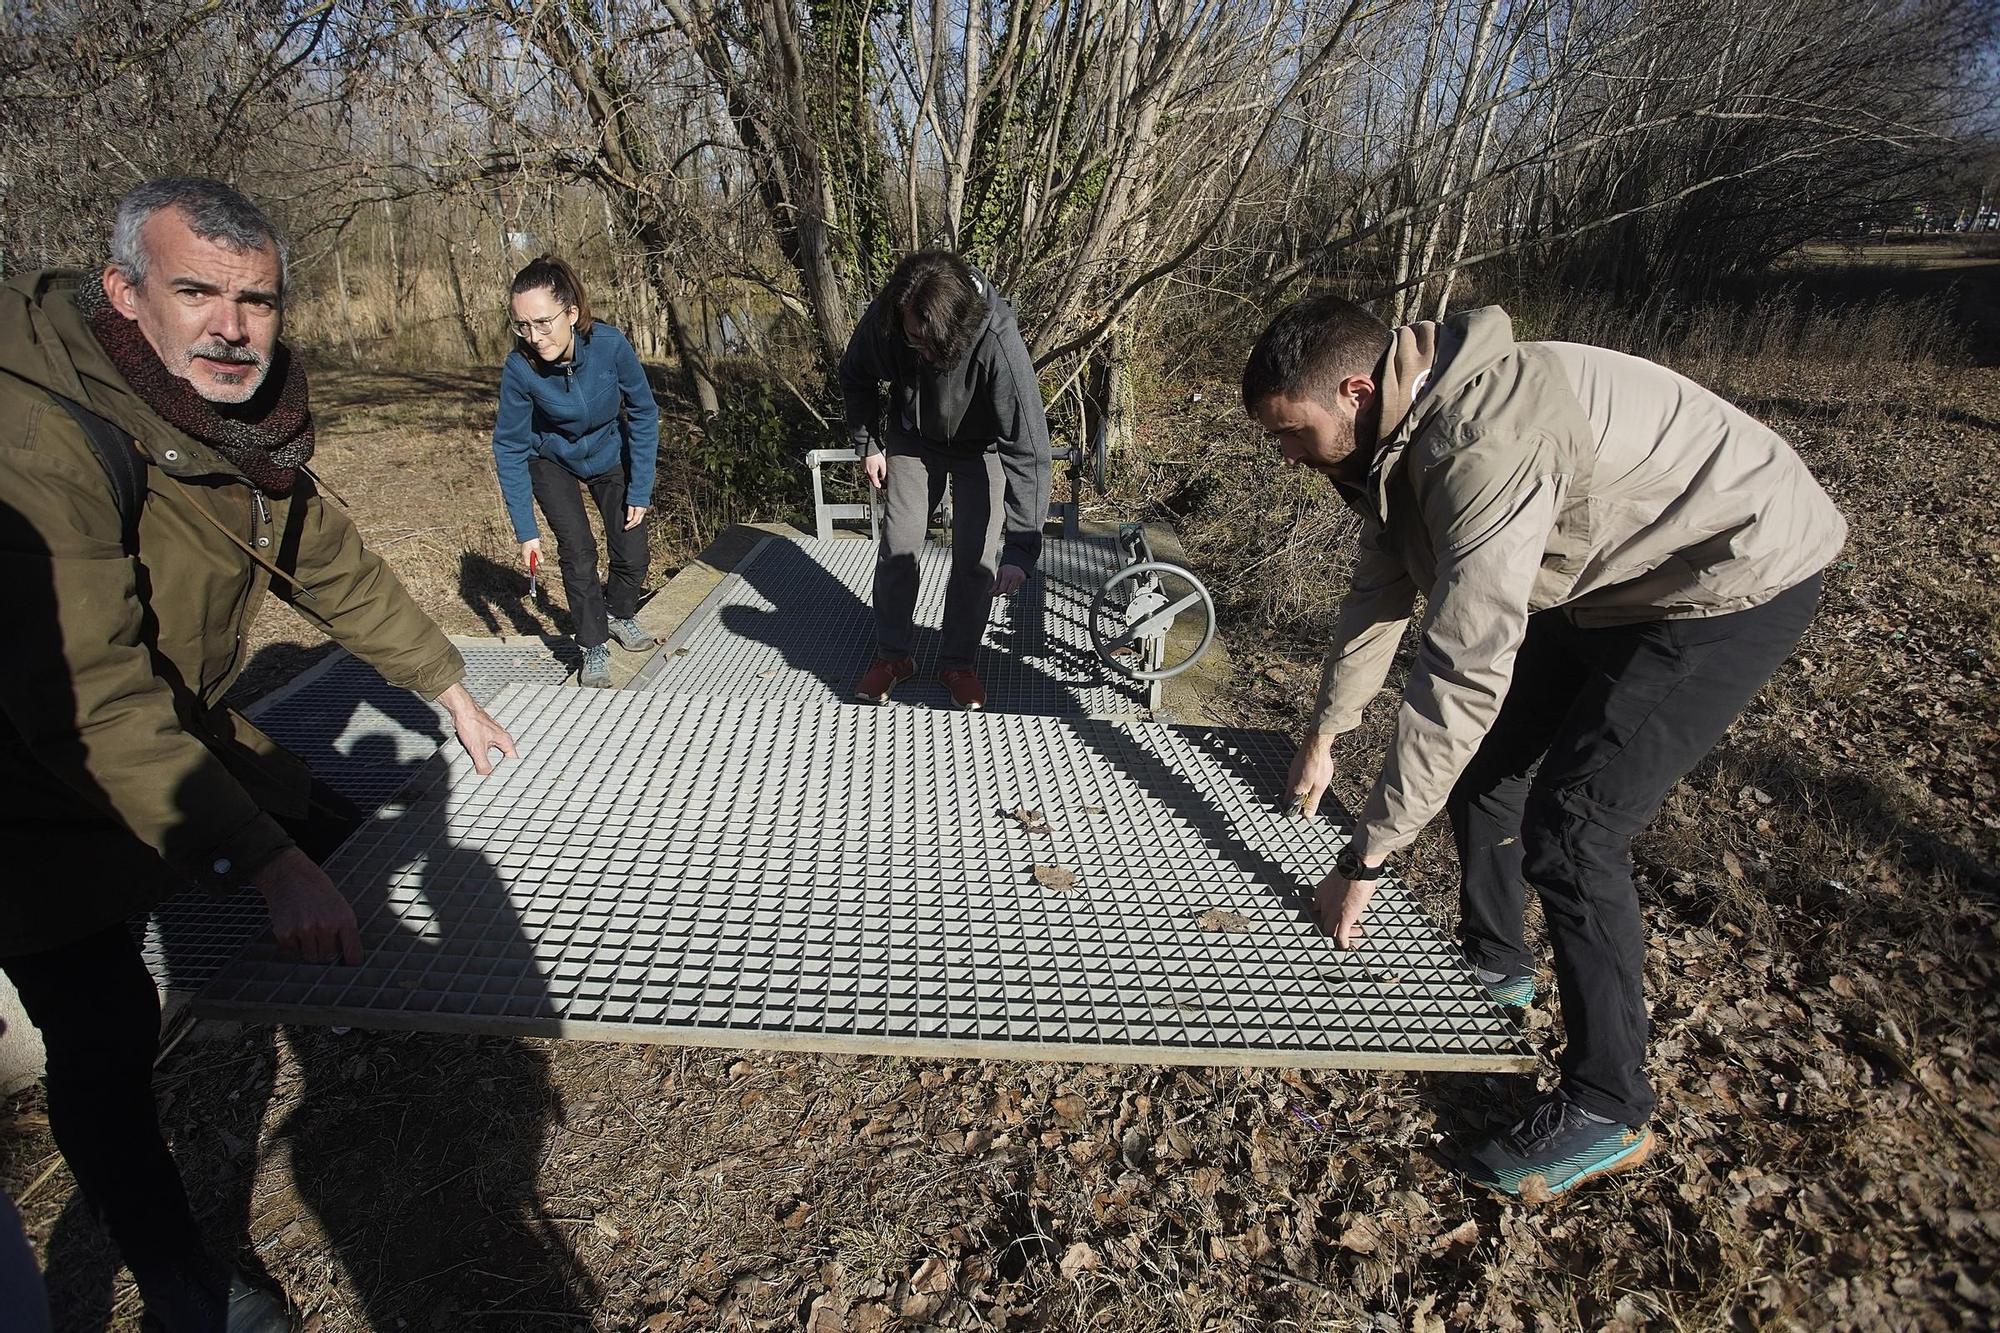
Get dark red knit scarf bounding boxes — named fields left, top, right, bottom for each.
left=74, top=279, right=315, bottom=496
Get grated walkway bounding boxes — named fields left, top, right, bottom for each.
left=197, top=685, right=1532, bottom=1071
left=133, top=638, right=578, bottom=991
left=636, top=535, right=1151, bottom=717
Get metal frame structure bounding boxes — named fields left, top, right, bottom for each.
left=806, top=443, right=1085, bottom=544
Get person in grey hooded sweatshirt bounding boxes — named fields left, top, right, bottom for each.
left=839, top=251, right=1051, bottom=710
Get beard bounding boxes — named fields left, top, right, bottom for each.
left=177, top=338, right=270, bottom=404
left=1309, top=416, right=1359, bottom=476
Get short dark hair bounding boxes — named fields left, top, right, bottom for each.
left=1242, top=295, right=1392, bottom=413
left=110, top=178, right=287, bottom=295
left=509, top=254, right=594, bottom=333
left=878, top=250, right=987, bottom=368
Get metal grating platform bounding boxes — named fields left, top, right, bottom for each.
left=243, top=637, right=583, bottom=809
left=197, top=685, right=1532, bottom=1070
left=636, top=535, right=1152, bottom=718
left=134, top=638, right=580, bottom=991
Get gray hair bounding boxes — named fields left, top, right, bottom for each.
left=109, top=178, right=288, bottom=297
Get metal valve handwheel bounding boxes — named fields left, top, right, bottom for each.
left=1088, top=561, right=1217, bottom=680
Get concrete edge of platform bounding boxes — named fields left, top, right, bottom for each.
left=1136, top=519, right=1232, bottom=726
left=0, top=978, right=45, bottom=1095
left=242, top=634, right=580, bottom=718
left=242, top=643, right=352, bottom=719
left=613, top=521, right=813, bottom=690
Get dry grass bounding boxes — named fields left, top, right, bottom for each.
left=224, top=363, right=748, bottom=703
left=3, top=276, right=1999, bottom=1331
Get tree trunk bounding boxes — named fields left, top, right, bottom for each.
left=641, top=239, right=720, bottom=416
left=381, top=198, right=402, bottom=338
left=442, top=238, right=482, bottom=363
left=332, top=237, right=360, bottom=363
left=1082, top=326, right=1134, bottom=482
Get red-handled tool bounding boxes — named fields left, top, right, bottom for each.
left=527, top=546, right=543, bottom=605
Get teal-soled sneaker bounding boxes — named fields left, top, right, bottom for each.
left=607, top=616, right=655, bottom=651
left=1476, top=966, right=1537, bottom=1008
left=1463, top=1092, right=1655, bottom=1201
left=579, top=642, right=614, bottom=689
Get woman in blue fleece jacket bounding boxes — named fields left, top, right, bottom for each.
left=492, top=256, right=661, bottom=687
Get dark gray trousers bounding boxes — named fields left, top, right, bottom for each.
left=874, top=441, right=1002, bottom=668
left=1448, top=574, right=1822, bottom=1126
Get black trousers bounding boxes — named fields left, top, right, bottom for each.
left=4, top=927, right=201, bottom=1301
left=0, top=795, right=359, bottom=1326
left=528, top=455, right=648, bottom=650
left=1447, top=575, right=1822, bottom=1126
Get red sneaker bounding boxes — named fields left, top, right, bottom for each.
left=855, top=656, right=916, bottom=703
left=940, top=666, right=986, bottom=710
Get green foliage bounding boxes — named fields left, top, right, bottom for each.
left=960, top=8, right=1101, bottom=261
left=805, top=0, right=901, bottom=294
left=1054, top=157, right=1110, bottom=233
left=687, top=379, right=813, bottom=521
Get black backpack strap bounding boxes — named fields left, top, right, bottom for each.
left=47, top=392, right=146, bottom=553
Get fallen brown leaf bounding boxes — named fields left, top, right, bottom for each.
left=1033, top=864, right=1078, bottom=891
left=1429, top=1218, right=1479, bottom=1255
left=1337, top=1217, right=1382, bottom=1253
left=1197, top=908, right=1253, bottom=932
left=849, top=1302, right=894, bottom=1332
left=805, top=1295, right=845, bottom=1333
left=1059, top=1242, right=1101, bottom=1278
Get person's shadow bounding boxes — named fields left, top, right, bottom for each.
left=252, top=734, right=597, bottom=1328
left=697, top=533, right=1105, bottom=716
left=460, top=550, right=573, bottom=640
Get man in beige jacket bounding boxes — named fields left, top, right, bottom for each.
left=1245, top=296, right=1844, bottom=1198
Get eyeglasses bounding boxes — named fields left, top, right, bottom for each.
left=510, top=312, right=570, bottom=338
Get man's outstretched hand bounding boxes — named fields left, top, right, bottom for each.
left=437, top=682, right=518, bottom=776
left=252, top=847, right=362, bottom=965
left=1313, top=869, right=1375, bottom=949
left=1286, top=734, right=1336, bottom=818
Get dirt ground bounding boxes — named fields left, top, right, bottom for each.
left=4, top=335, right=1998, bottom=1331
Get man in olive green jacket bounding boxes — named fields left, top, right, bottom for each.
left=0, top=179, right=514, bottom=1331
left=1245, top=296, right=1844, bottom=1200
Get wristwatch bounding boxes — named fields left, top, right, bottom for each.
left=1334, top=845, right=1387, bottom=881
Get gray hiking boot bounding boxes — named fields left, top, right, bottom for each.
left=607, top=616, right=656, bottom=651
left=1462, top=1091, right=1655, bottom=1200
left=1476, top=966, right=1537, bottom=1008
left=579, top=642, right=614, bottom=689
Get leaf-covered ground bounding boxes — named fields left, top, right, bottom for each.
left=4, top=346, right=1997, bottom=1331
